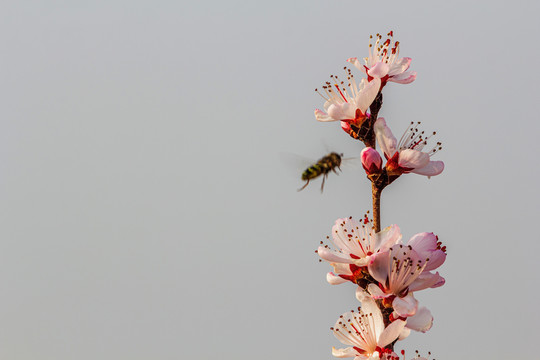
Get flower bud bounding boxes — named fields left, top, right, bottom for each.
left=361, top=147, right=382, bottom=175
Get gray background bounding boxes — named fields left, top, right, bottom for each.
left=1, top=0, right=539, bottom=359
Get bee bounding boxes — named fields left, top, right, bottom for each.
left=298, top=152, right=343, bottom=192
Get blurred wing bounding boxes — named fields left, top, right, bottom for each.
left=279, top=152, right=316, bottom=180
left=340, top=156, right=362, bottom=170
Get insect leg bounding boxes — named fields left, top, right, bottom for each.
left=297, top=179, right=310, bottom=192
left=320, top=174, right=327, bottom=193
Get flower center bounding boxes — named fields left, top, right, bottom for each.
left=331, top=311, right=379, bottom=352
left=315, top=68, right=363, bottom=108
left=387, top=245, right=429, bottom=295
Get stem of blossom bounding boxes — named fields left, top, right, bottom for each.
left=372, top=183, right=382, bottom=232
left=360, top=91, right=383, bottom=148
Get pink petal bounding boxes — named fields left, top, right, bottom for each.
left=317, top=246, right=355, bottom=264
left=377, top=320, right=405, bottom=348
left=356, top=292, right=384, bottom=337
left=367, top=283, right=388, bottom=299
left=327, top=272, right=349, bottom=285
left=367, top=62, right=390, bottom=78
left=373, top=224, right=402, bottom=253
left=398, top=327, right=411, bottom=341
left=407, top=232, right=446, bottom=271
left=389, top=71, right=417, bottom=84
left=332, top=347, right=359, bottom=358
left=355, top=78, right=381, bottom=113
left=397, top=149, right=429, bottom=169
left=332, top=262, right=353, bottom=275
left=392, top=293, right=418, bottom=317
left=406, top=307, right=433, bottom=333
left=411, top=160, right=444, bottom=177
left=430, top=273, right=446, bottom=288
left=408, top=232, right=438, bottom=254
left=424, top=250, right=446, bottom=271
left=408, top=272, right=444, bottom=292
left=314, top=109, right=335, bottom=122
left=373, top=117, right=397, bottom=158
left=387, top=57, right=412, bottom=76
left=328, top=102, right=357, bottom=121
left=355, top=287, right=371, bottom=302
left=367, top=251, right=390, bottom=284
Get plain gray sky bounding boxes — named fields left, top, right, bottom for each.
left=1, top=0, right=539, bottom=359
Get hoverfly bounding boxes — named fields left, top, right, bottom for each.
left=298, top=152, right=343, bottom=192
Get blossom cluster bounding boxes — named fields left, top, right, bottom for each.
left=318, top=217, right=446, bottom=358
left=310, top=32, right=446, bottom=359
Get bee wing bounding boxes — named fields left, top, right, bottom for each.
left=340, top=156, right=362, bottom=170
left=279, top=152, right=317, bottom=180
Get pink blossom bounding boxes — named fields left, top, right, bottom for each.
left=314, top=74, right=381, bottom=126
left=347, top=31, right=416, bottom=88
left=374, top=118, right=444, bottom=177
left=317, top=217, right=401, bottom=285
left=356, top=288, right=434, bottom=340
left=331, top=295, right=405, bottom=360
left=366, top=234, right=446, bottom=316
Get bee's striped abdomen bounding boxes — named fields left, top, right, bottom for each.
left=302, top=164, right=323, bottom=181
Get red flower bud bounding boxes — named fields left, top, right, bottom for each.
left=361, top=147, right=382, bottom=175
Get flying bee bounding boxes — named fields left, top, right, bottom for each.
left=298, top=152, right=343, bottom=192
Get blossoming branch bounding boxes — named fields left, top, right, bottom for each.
left=308, top=31, right=446, bottom=360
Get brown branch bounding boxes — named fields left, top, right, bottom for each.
left=372, top=183, right=382, bottom=232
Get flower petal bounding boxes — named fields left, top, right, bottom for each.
left=355, top=78, right=381, bottom=113
left=407, top=232, right=446, bottom=271
left=389, top=71, right=417, bottom=84
left=367, top=62, right=390, bottom=78
left=397, top=149, right=429, bottom=169
left=377, top=319, right=405, bottom=348
left=315, top=109, right=335, bottom=122
left=408, top=232, right=438, bottom=254
left=356, top=292, right=384, bottom=338
left=387, top=57, right=412, bottom=76
left=367, top=283, right=388, bottom=299
left=327, top=272, right=349, bottom=285
left=408, top=272, right=444, bottom=292
left=411, top=160, right=444, bottom=177
left=318, top=246, right=355, bottom=264
left=332, top=262, right=353, bottom=275
left=372, top=224, right=402, bottom=253
left=374, top=117, right=397, bottom=158
left=424, top=250, right=446, bottom=271
left=367, top=251, right=390, bottom=284
left=355, top=287, right=371, bottom=302
left=398, top=327, right=411, bottom=341
left=406, top=307, right=433, bottom=333
left=332, top=347, right=359, bottom=358
left=328, top=102, right=357, bottom=121
left=392, top=294, right=418, bottom=317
